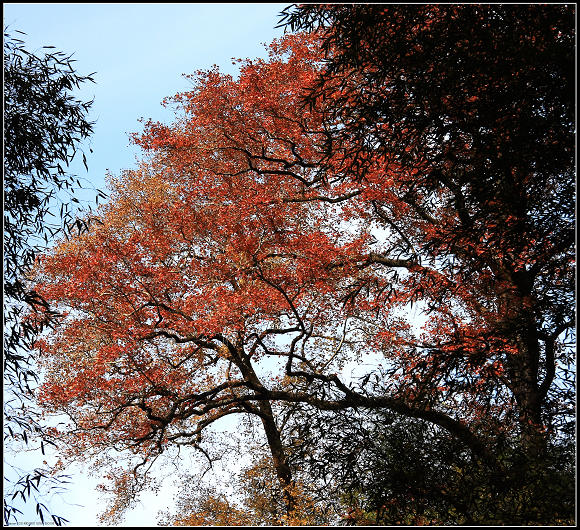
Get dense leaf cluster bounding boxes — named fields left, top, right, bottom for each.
left=283, top=406, right=575, bottom=525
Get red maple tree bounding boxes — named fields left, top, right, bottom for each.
left=31, top=8, right=574, bottom=522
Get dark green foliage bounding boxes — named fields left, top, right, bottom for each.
left=3, top=28, right=98, bottom=397
left=288, top=408, right=575, bottom=525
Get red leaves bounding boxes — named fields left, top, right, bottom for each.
left=29, top=21, right=573, bottom=513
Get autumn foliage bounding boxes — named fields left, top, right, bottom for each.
left=32, top=5, right=574, bottom=525
left=163, top=453, right=326, bottom=526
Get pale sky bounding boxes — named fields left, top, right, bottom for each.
left=3, top=3, right=288, bottom=526
left=4, top=2, right=288, bottom=206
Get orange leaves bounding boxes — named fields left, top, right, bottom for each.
left=172, top=497, right=254, bottom=526
left=28, top=21, right=573, bottom=524
left=132, top=120, right=173, bottom=151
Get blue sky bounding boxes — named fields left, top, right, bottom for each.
left=3, top=3, right=288, bottom=525
left=4, top=3, right=288, bottom=206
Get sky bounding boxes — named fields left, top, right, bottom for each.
left=3, top=3, right=289, bottom=526
left=4, top=2, right=288, bottom=208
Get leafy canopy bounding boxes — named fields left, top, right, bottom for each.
left=30, top=5, right=575, bottom=524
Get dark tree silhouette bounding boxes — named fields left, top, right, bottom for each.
left=279, top=0, right=575, bottom=459
left=3, top=29, right=104, bottom=525
left=276, top=4, right=575, bottom=523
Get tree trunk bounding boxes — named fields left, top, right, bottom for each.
left=257, top=400, right=295, bottom=518
left=229, top=344, right=295, bottom=518
left=501, top=282, right=547, bottom=461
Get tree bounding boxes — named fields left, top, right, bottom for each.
left=32, top=34, right=331, bottom=520
left=276, top=4, right=575, bottom=523
left=3, top=29, right=101, bottom=525
left=279, top=0, right=575, bottom=459
left=31, top=4, right=575, bottom=523
left=284, top=405, right=575, bottom=525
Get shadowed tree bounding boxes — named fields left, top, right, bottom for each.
left=3, top=29, right=102, bottom=525
left=279, top=0, right=575, bottom=462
